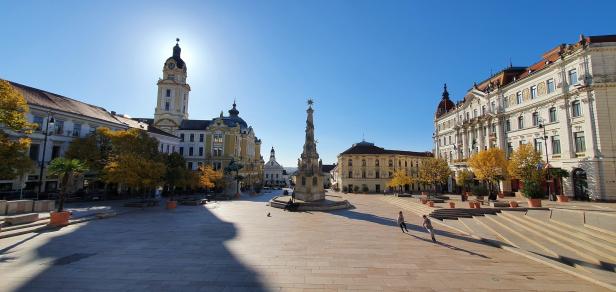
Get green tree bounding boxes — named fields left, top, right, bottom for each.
left=418, top=157, right=451, bottom=195
left=48, top=158, right=87, bottom=211
left=65, top=127, right=113, bottom=173
left=0, top=80, right=35, bottom=181
left=225, top=159, right=244, bottom=197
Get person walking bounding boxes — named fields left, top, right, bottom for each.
left=397, top=211, right=409, bottom=233
left=422, top=215, right=437, bottom=242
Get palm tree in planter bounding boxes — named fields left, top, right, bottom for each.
left=47, top=158, right=87, bottom=226
left=548, top=168, right=570, bottom=202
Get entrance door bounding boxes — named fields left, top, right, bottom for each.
left=572, top=168, right=589, bottom=201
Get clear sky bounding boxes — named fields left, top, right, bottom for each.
left=2, top=1, right=615, bottom=166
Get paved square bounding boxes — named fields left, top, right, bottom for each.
left=0, top=191, right=607, bottom=291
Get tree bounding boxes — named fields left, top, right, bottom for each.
left=198, top=165, right=224, bottom=193
left=468, top=148, right=508, bottom=199
left=48, top=158, right=87, bottom=212
left=65, top=127, right=113, bottom=173
left=387, top=169, right=412, bottom=193
left=418, top=158, right=451, bottom=195
left=163, top=152, right=189, bottom=194
left=508, top=144, right=544, bottom=199
left=0, top=80, right=35, bottom=181
left=225, top=159, right=244, bottom=197
left=455, top=169, right=474, bottom=193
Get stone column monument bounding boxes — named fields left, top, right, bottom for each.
left=294, top=99, right=325, bottom=202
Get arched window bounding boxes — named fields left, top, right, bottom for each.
left=361, top=159, right=366, bottom=166
left=348, top=159, right=353, bottom=166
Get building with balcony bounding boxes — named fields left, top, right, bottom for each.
left=434, top=34, right=616, bottom=201
left=334, top=141, right=433, bottom=193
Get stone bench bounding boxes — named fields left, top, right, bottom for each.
left=489, top=201, right=511, bottom=207
left=0, top=200, right=6, bottom=216
left=33, top=200, right=55, bottom=212
left=6, top=200, right=34, bottom=215
left=4, top=213, right=39, bottom=226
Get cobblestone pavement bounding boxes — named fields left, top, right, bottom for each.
left=0, top=190, right=607, bottom=291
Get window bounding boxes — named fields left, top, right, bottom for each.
left=516, top=91, right=522, bottom=104
left=473, top=109, right=477, bottom=118
left=198, top=147, right=203, bottom=156
left=348, top=171, right=353, bottom=178
left=517, top=116, right=524, bottom=129
left=51, top=145, right=61, bottom=159
left=189, top=147, right=194, bottom=156
left=166, top=145, right=170, bottom=153
left=574, top=132, right=586, bottom=153
left=466, top=112, right=470, bottom=120
left=572, top=100, right=582, bottom=117
left=266, top=174, right=268, bottom=178
left=547, top=79, right=555, bottom=93
left=532, top=112, right=539, bottom=126
left=165, top=101, right=170, bottom=111
left=33, top=116, right=44, bottom=131
left=213, top=146, right=223, bottom=157
left=505, top=119, right=511, bottom=132
left=362, top=159, right=366, bottom=166
left=491, top=123, right=496, bottom=134
left=197, top=162, right=203, bottom=168
left=168, top=74, right=175, bottom=80
left=362, top=171, right=366, bottom=179
left=482, top=106, right=486, bottom=115
left=187, top=162, right=193, bottom=170
left=199, top=134, right=204, bottom=142
left=180, top=134, right=185, bottom=142
left=568, top=69, right=578, bottom=85
left=72, top=123, right=81, bottom=137
left=348, top=159, right=352, bottom=166
left=313, top=177, right=317, bottom=185
left=179, top=147, right=184, bottom=155
left=375, top=159, right=379, bottom=167
left=507, top=142, right=513, bottom=157
left=530, top=85, right=537, bottom=99
left=189, top=133, right=194, bottom=142
left=398, top=160, right=401, bottom=167
left=388, top=160, right=393, bottom=167
left=29, top=144, right=40, bottom=160
left=213, top=133, right=224, bottom=143
left=375, top=171, right=380, bottom=178
left=534, top=138, right=543, bottom=152
left=172, top=146, right=175, bottom=152
left=503, top=96, right=509, bottom=108
left=551, top=135, right=561, bottom=155
left=54, top=120, right=64, bottom=135
left=166, top=89, right=171, bottom=97
left=549, top=107, right=557, bottom=123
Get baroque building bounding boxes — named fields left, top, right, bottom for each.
left=434, top=34, right=616, bottom=201
left=334, top=141, right=433, bottom=193
left=137, top=39, right=264, bottom=190
left=264, top=147, right=286, bottom=186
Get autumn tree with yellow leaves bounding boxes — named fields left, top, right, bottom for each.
left=0, top=80, right=35, bottom=182
left=508, top=143, right=544, bottom=199
left=418, top=157, right=451, bottom=195
left=468, top=148, right=508, bottom=198
left=387, top=169, right=412, bottom=193
left=198, top=165, right=224, bottom=193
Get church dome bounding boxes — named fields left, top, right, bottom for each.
left=219, top=102, right=248, bottom=130
left=166, top=38, right=186, bottom=70
left=436, top=83, right=455, bottom=118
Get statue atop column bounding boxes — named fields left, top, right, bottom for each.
left=294, top=98, right=325, bottom=201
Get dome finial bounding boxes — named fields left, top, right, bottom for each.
left=442, top=83, right=450, bottom=100
left=176, top=38, right=180, bottom=44
left=229, top=100, right=240, bottom=116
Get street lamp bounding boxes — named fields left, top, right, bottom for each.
left=537, top=118, right=554, bottom=201
left=37, top=113, right=55, bottom=200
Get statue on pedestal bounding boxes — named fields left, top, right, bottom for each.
left=293, top=99, right=325, bottom=202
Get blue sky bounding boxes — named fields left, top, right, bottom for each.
left=2, top=0, right=615, bottom=166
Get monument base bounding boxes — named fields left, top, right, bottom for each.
left=269, top=195, right=352, bottom=212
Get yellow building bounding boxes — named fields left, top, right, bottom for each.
left=334, top=141, right=433, bottom=193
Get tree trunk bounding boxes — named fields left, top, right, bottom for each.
left=58, top=172, right=70, bottom=212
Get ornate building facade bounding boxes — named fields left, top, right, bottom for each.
left=137, top=40, right=264, bottom=190
left=264, top=147, right=286, bottom=186
left=434, top=34, right=616, bottom=201
left=334, top=141, right=433, bottom=193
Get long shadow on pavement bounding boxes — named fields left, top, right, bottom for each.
left=13, top=205, right=267, bottom=291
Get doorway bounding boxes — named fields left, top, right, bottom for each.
left=572, top=168, right=589, bottom=201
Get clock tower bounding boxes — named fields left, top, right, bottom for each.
left=153, top=38, right=191, bottom=134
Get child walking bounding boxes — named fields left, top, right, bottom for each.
left=397, top=211, right=409, bottom=233
left=422, top=215, right=437, bottom=242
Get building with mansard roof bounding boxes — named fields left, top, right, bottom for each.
left=433, top=34, right=616, bottom=201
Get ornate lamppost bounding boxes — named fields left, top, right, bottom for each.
left=537, top=118, right=553, bottom=201
left=37, top=112, right=55, bottom=200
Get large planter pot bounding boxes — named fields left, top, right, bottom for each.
left=420, top=198, right=428, bottom=204
left=166, top=200, right=177, bottom=209
left=468, top=201, right=475, bottom=208
left=427, top=201, right=435, bottom=207
left=557, top=195, right=569, bottom=203
left=474, top=202, right=481, bottom=209
left=527, top=198, right=542, bottom=208
left=448, top=202, right=456, bottom=208
left=509, top=201, right=519, bottom=208
left=49, top=211, right=71, bottom=227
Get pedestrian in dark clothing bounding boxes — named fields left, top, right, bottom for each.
left=397, top=211, right=409, bottom=233
left=422, top=215, right=436, bottom=242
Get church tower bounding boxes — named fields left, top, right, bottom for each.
left=153, top=38, right=191, bottom=134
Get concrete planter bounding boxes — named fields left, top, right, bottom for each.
left=527, top=198, right=542, bottom=208
left=474, top=202, right=481, bottom=209
left=468, top=201, right=475, bottom=208
left=49, top=211, right=70, bottom=227
left=448, top=202, right=455, bottom=208
left=556, top=195, right=569, bottom=203
left=33, top=200, right=55, bottom=212
left=6, top=200, right=34, bottom=215
left=166, top=200, right=177, bottom=209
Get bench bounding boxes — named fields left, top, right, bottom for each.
left=4, top=213, right=39, bottom=226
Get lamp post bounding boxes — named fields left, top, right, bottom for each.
left=537, top=118, right=553, bottom=201
left=37, top=113, right=55, bottom=200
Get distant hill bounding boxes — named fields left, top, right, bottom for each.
left=284, top=167, right=297, bottom=174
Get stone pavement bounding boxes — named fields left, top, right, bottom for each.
left=0, top=190, right=608, bottom=291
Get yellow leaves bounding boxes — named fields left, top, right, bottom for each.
left=418, top=158, right=451, bottom=186
left=387, top=169, right=412, bottom=188
left=0, top=80, right=34, bottom=133
left=103, top=154, right=165, bottom=188
left=468, top=148, right=508, bottom=183
left=455, top=169, right=474, bottom=186
left=0, top=133, right=34, bottom=179
left=198, top=165, right=224, bottom=189
left=508, top=143, right=543, bottom=182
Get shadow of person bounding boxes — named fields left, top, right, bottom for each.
left=12, top=205, right=267, bottom=291
left=404, top=233, right=490, bottom=259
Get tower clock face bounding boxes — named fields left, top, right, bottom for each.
left=168, top=63, right=175, bottom=69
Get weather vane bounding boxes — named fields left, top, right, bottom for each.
left=176, top=38, right=180, bottom=44
left=307, top=98, right=314, bottom=106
